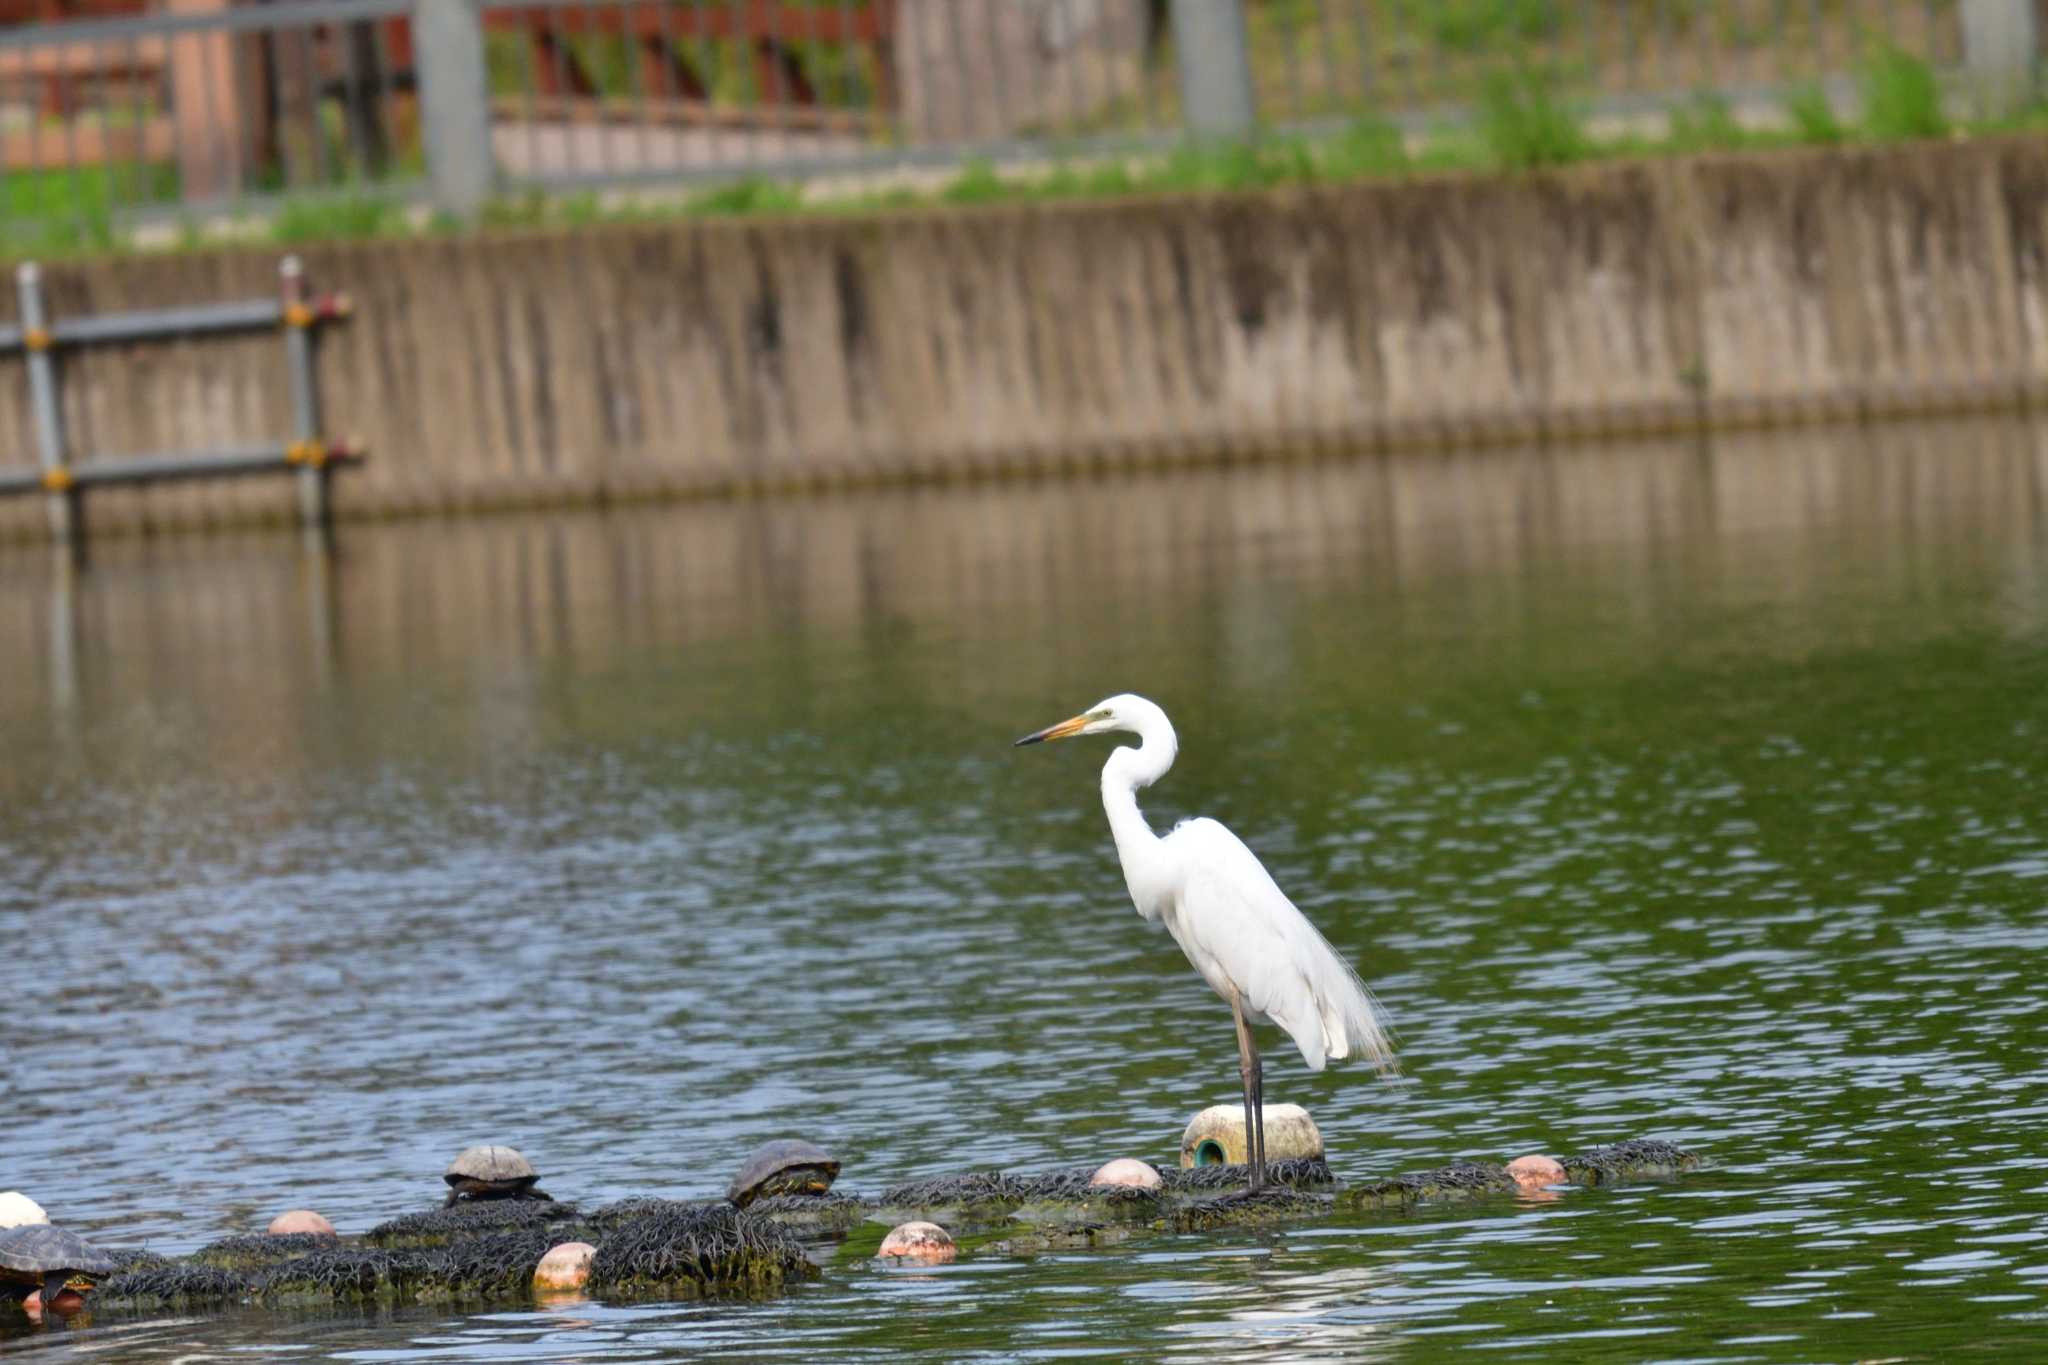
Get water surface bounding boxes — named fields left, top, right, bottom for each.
left=3, top=419, right=2047, bottom=1361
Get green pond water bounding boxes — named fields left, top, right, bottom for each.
left=2, top=418, right=2046, bottom=1361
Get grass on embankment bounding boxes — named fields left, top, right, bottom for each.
left=410, top=47, right=2041, bottom=234
left=6, top=45, right=2038, bottom=258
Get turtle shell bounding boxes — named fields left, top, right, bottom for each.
left=0, top=1224, right=114, bottom=1279
left=443, top=1145, right=538, bottom=1188
left=727, top=1139, right=840, bottom=1208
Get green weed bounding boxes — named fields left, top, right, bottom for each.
left=1860, top=46, right=1947, bottom=141
left=1784, top=82, right=1846, bottom=144
left=1478, top=66, right=1588, bottom=168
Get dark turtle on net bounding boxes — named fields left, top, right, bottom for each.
left=443, top=1145, right=550, bottom=1208
left=726, top=1139, right=840, bottom=1209
left=0, top=1224, right=115, bottom=1307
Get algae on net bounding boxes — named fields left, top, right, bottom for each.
left=746, top=1193, right=871, bottom=1234
left=255, top=1229, right=561, bottom=1306
left=366, top=1200, right=584, bottom=1247
left=95, top=1262, right=253, bottom=1310
left=1172, top=1185, right=1333, bottom=1231
left=1560, top=1139, right=1699, bottom=1185
left=190, top=1232, right=340, bottom=1270
left=586, top=1203, right=814, bottom=1298
left=1159, top=1157, right=1335, bottom=1192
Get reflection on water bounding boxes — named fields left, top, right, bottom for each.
left=4, top=418, right=2048, bottom=1361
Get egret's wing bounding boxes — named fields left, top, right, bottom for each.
left=1165, top=818, right=1396, bottom=1075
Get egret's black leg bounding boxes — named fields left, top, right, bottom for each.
left=1248, top=1036, right=1267, bottom=1189
left=1229, top=991, right=1264, bottom=1191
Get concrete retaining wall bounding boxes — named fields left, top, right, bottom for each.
left=6, top=136, right=2048, bottom=539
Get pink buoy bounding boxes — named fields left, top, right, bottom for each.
left=1506, top=1154, right=1566, bottom=1190
left=532, top=1241, right=597, bottom=1291
left=1088, top=1158, right=1163, bottom=1190
left=266, top=1209, right=337, bottom=1237
left=877, top=1220, right=956, bottom=1264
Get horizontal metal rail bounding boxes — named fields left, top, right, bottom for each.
left=0, top=442, right=364, bottom=496
left=0, top=297, right=348, bottom=353
left=0, top=0, right=410, bottom=50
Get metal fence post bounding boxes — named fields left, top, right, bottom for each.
left=17, top=263, right=78, bottom=541
left=281, top=256, right=327, bottom=527
left=413, top=0, right=495, bottom=217
left=1961, top=0, right=2040, bottom=115
left=1170, top=0, right=1257, bottom=139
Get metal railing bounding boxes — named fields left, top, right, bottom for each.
left=0, top=0, right=2023, bottom=241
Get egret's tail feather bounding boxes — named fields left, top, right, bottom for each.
left=1301, top=929, right=1398, bottom=1076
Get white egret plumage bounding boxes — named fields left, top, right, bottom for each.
left=1015, top=693, right=1395, bottom=1189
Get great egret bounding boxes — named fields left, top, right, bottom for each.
left=1015, top=693, right=1395, bottom=1190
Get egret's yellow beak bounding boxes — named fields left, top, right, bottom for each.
left=1013, top=713, right=1090, bottom=746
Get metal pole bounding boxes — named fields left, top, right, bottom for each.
left=281, top=256, right=327, bottom=527
left=1169, top=0, right=1256, bottom=139
left=1960, top=0, right=2039, bottom=116
left=414, top=0, right=495, bottom=217
left=18, top=263, right=78, bottom=541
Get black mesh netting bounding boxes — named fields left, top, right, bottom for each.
left=1172, top=1185, right=1330, bottom=1231
left=94, top=1263, right=252, bottom=1308
left=1349, top=1161, right=1517, bottom=1203
left=876, top=1171, right=1016, bottom=1209
left=367, top=1200, right=583, bottom=1247
left=1560, top=1139, right=1698, bottom=1184
left=105, top=1249, right=174, bottom=1275
left=586, top=1202, right=812, bottom=1296
left=582, top=1199, right=700, bottom=1232
left=746, top=1193, right=871, bottom=1231
left=255, top=1247, right=432, bottom=1302
left=191, top=1233, right=339, bottom=1270
left=1159, top=1158, right=1335, bottom=1192
left=255, top=1227, right=565, bottom=1303
left=879, top=1158, right=1331, bottom=1211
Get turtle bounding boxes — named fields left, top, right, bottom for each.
left=443, top=1145, right=550, bottom=1208
left=0, top=1224, right=115, bottom=1308
left=726, top=1139, right=840, bottom=1209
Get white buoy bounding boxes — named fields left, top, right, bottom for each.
left=1088, top=1158, right=1163, bottom=1189
left=1179, top=1104, right=1325, bottom=1168
left=877, top=1221, right=956, bottom=1264
left=0, top=1192, right=49, bottom=1228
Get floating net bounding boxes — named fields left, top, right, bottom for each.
left=1560, top=1139, right=1698, bottom=1184
left=257, top=1247, right=430, bottom=1303
left=582, top=1199, right=701, bottom=1232
left=1338, top=1161, right=1517, bottom=1210
left=105, top=1249, right=174, bottom=1275
left=586, top=1202, right=812, bottom=1297
left=422, top=1229, right=563, bottom=1296
left=876, top=1171, right=1018, bottom=1210
left=191, top=1232, right=339, bottom=1270
left=1160, top=1158, right=1336, bottom=1192
left=94, top=1262, right=252, bottom=1309
left=878, top=1158, right=1333, bottom=1216
left=367, top=1200, right=583, bottom=1247
left=746, top=1193, right=871, bottom=1233
left=1172, top=1185, right=1330, bottom=1231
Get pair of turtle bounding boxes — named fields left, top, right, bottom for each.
left=0, top=1224, right=113, bottom=1310
left=442, top=1140, right=838, bottom=1210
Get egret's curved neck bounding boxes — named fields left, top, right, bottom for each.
left=1101, top=711, right=1177, bottom=878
